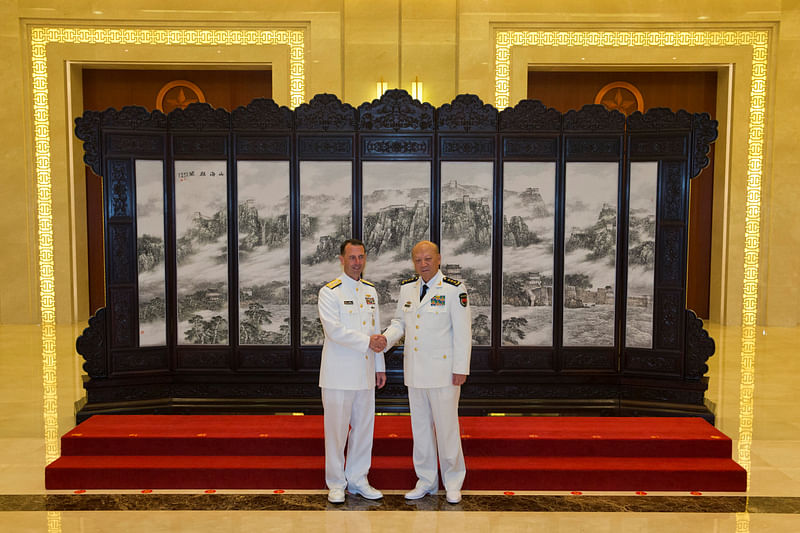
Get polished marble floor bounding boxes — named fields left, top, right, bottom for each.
left=1, top=322, right=799, bottom=531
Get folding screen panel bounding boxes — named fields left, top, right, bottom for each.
left=135, top=160, right=166, bottom=347
left=502, top=161, right=555, bottom=347
left=237, top=160, right=291, bottom=345
left=75, top=92, right=717, bottom=421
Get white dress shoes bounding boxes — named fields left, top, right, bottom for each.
left=347, top=480, right=383, bottom=500
left=404, top=481, right=438, bottom=500
left=445, top=490, right=462, bottom=504
left=327, top=487, right=345, bottom=503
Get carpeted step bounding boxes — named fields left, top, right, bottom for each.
left=46, top=415, right=747, bottom=491
left=458, top=455, right=747, bottom=492
left=59, top=415, right=735, bottom=458
left=435, top=416, right=734, bottom=458
left=59, top=415, right=326, bottom=456
left=45, top=454, right=746, bottom=491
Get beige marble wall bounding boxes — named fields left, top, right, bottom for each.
left=1, top=1, right=39, bottom=324
left=2, top=0, right=797, bottom=326
left=762, top=6, right=800, bottom=326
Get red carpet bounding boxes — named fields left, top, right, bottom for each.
left=45, top=415, right=747, bottom=491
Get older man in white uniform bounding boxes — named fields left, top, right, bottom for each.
left=318, top=238, right=388, bottom=504
left=381, top=240, right=471, bottom=504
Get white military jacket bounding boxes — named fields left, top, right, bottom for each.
left=383, top=270, right=471, bottom=388
left=318, top=274, right=386, bottom=390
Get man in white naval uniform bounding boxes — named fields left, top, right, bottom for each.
left=381, top=240, right=471, bottom=504
left=318, top=239, right=388, bottom=504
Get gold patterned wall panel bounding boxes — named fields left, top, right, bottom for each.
left=28, top=23, right=305, bottom=463
left=495, top=29, right=769, bottom=485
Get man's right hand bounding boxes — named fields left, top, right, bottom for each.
left=369, top=334, right=387, bottom=352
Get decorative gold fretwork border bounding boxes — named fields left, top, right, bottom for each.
left=495, top=29, right=768, bottom=488
left=29, top=25, right=305, bottom=465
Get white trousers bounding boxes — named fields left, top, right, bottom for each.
left=408, top=385, right=466, bottom=492
left=321, top=388, right=375, bottom=490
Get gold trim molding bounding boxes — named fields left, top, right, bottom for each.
left=495, top=29, right=769, bottom=487
left=29, top=24, right=305, bottom=464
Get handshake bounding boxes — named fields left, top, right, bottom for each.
left=369, top=334, right=388, bottom=353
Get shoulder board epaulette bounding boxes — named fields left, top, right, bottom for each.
left=443, top=276, right=461, bottom=286
left=325, top=278, right=342, bottom=289
left=400, top=275, right=419, bottom=286
left=360, top=278, right=375, bottom=287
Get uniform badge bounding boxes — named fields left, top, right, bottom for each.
left=431, top=295, right=445, bottom=306
left=403, top=301, right=412, bottom=308
left=344, top=300, right=354, bottom=305
left=365, top=296, right=375, bottom=305
left=459, top=292, right=468, bottom=307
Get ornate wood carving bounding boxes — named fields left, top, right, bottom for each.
left=108, top=224, right=133, bottom=284
left=101, top=106, right=167, bottom=130
left=170, top=382, right=321, bottom=398
left=109, top=288, right=135, bottom=348
left=629, top=136, right=686, bottom=158
left=236, top=136, right=290, bottom=157
left=469, top=350, right=491, bottom=371
left=173, top=136, right=227, bottom=156
left=685, top=310, right=715, bottom=380
left=298, top=351, right=322, bottom=371
left=658, top=226, right=684, bottom=285
left=565, top=137, right=621, bottom=158
left=74, top=111, right=102, bottom=174
left=168, top=102, right=230, bottom=130
left=113, top=349, right=168, bottom=373
left=74, top=106, right=165, bottom=174
left=238, top=349, right=292, bottom=370
left=503, top=138, right=558, bottom=158
left=627, top=108, right=692, bottom=131
left=564, top=104, right=625, bottom=132
left=622, top=385, right=705, bottom=406
left=655, top=291, right=682, bottom=350
left=661, top=162, right=685, bottom=221
left=299, top=136, right=354, bottom=157
left=358, top=89, right=434, bottom=132
left=87, top=383, right=168, bottom=404
left=383, top=352, right=404, bottom=371
left=106, top=134, right=163, bottom=156
left=692, top=113, right=719, bottom=178
left=295, top=94, right=357, bottom=131
left=463, top=383, right=617, bottom=400
left=231, top=98, right=293, bottom=130
left=73, top=91, right=720, bottom=420
left=362, top=137, right=431, bottom=157
left=108, top=160, right=132, bottom=219
left=439, top=137, right=494, bottom=158
left=561, top=350, right=615, bottom=370
left=437, top=94, right=497, bottom=132
left=76, top=308, right=107, bottom=378
left=501, top=349, right=555, bottom=370
left=626, top=351, right=680, bottom=374
left=499, top=99, right=561, bottom=132
left=379, top=383, right=409, bottom=397
left=178, top=349, right=230, bottom=369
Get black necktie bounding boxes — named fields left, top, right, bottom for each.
left=420, top=284, right=428, bottom=301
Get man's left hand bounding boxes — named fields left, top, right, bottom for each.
left=452, top=373, right=467, bottom=386
left=376, top=372, right=387, bottom=389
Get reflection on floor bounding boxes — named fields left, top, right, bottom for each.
left=1, top=322, right=800, bottom=531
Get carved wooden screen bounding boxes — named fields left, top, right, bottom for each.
left=75, top=91, right=717, bottom=421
